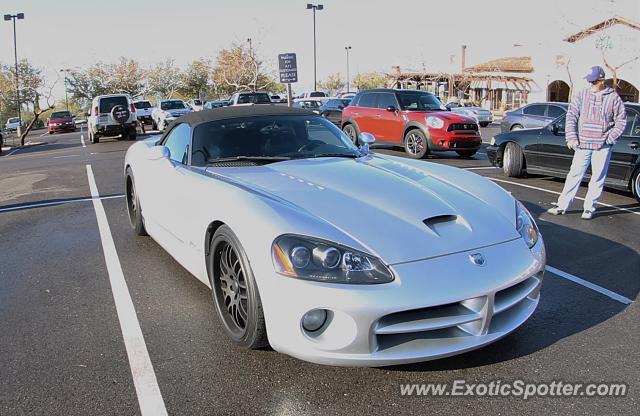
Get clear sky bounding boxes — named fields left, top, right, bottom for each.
left=0, top=0, right=638, bottom=100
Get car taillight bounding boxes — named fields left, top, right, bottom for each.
left=94, top=106, right=98, bottom=115
left=130, top=104, right=136, bottom=113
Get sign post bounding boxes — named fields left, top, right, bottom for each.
left=278, top=53, right=298, bottom=107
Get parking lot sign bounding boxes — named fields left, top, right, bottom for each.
left=278, top=53, right=298, bottom=83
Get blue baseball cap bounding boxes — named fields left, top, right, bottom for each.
left=584, top=66, right=605, bottom=82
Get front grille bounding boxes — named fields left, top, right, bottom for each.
left=447, top=123, right=478, bottom=132
left=374, top=274, right=542, bottom=352
left=208, top=161, right=259, bottom=167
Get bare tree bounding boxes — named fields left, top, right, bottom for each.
left=147, top=59, right=182, bottom=99
left=213, top=44, right=275, bottom=94
left=596, top=33, right=639, bottom=89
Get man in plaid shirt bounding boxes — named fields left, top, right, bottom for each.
left=547, top=66, right=627, bottom=219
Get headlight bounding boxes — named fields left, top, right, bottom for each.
left=515, top=200, right=539, bottom=249
left=272, top=235, right=394, bottom=284
left=425, top=116, right=444, bottom=129
left=490, top=136, right=496, bottom=145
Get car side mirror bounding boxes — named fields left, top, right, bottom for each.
left=146, top=145, right=170, bottom=160
left=359, top=132, right=376, bottom=154
left=386, top=106, right=397, bottom=112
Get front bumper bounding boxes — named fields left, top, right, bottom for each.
left=429, top=134, right=482, bottom=151
left=260, top=236, right=546, bottom=366
left=48, top=123, right=75, bottom=132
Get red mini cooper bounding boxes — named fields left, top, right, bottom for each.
left=341, top=89, right=481, bottom=158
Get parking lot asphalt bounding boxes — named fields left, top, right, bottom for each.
left=1, top=126, right=638, bottom=415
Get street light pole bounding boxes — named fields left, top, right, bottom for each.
left=345, top=46, right=351, bottom=92
left=306, top=4, right=323, bottom=91
left=60, top=69, right=70, bottom=112
left=4, top=13, right=25, bottom=131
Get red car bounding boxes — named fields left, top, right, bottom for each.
left=47, top=110, right=76, bottom=134
left=341, top=89, right=481, bottom=158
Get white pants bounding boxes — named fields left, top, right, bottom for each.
left=556, top=146, right=612, bottom=212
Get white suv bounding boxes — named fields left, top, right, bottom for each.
left=151, top=99, right=191, bottom=131
left=87, top=94, right=137, bottom=143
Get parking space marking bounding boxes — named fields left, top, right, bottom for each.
left=546, top=265, right=633, bottom=304
left=86, top=164, right=167, bottom=416
left=489, top=177, right=640, bottom=217
left=464, top=166, right=500, bottom=170
left=81, top=134, right=86, bottom=147
left=0, top=194, right=124, bottom=213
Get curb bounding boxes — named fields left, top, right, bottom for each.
left=1, top=141, right=48, bottom=155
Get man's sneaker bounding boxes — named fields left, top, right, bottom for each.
left=581, top=210, right=594, bottom=220
left=547, top=207, right=566, bottom=215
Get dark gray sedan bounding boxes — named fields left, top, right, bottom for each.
left=488, top=103, right=640, bottom=202
left=500, top=102, right=568, bottom=132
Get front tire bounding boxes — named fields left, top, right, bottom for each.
left=631, top=168, right=640, bottom=203
left=209, top=225, right=268, bottom=349
left=503, top=142, right=524, bottom=177
left=342, top=124, right=358, bottom=145
left=125, top=167, right=147, bottom=236
left=404, top=129, right=429, bottom=159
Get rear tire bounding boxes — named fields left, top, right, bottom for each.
left=152, top=120, right=158, bottom=130
left=125, top=167, right=147, bottom=236
left=503, top=142, right=524, bottom=177
left=89, top=131, right=100, bottom=144
left=128, top=129, right=137, bottom=141
left=456, top=149, right=478, bottom=158
left=404, top=129, right=429, bottom=159
left=208, top=225, right=268, bottom=349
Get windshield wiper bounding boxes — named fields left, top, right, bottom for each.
left=294, top=153, right=359, bottom=159
left=207, top=156, right=292, bottom=163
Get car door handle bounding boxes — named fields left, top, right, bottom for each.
left=629, top=142, right=639, bottom=149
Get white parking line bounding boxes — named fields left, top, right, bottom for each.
left=464, top=166, right=499, bottom=171
left=53, top=154, right=80, bottom=159
left=489, top=177, right=640, bottom=217
left=546, top=265, right=633, bottom=304
left=5, top=147, right=22, bottom=156
left=86, top=165, right=167, bottom=416
left=0, top=195, right=124, bottom=213
left=81, top=134, right=86, bottom=147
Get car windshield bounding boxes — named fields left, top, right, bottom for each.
left=294, top=100, right=322, bottom=109
left=193, top=99, right=202, bottom=105
left=161, top=101, right=186, bottom=110
left=8, top=117, right=20, bottom=123
left=191, top=115, right=359, bottom=166
left=51, top=111, right=71, bottom=119
left=237, top=93, right=272, bottom=104
left=397, top=93, right=447, bottom=111
left=134, top=101, right=152, bottom=109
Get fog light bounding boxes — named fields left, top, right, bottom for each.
left=302, top=309, right=327, bottom=332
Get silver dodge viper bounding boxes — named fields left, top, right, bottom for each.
left=123, top=106, right=546, bottom=367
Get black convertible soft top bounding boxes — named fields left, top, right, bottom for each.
left=176, top=105, right=315, bottom=128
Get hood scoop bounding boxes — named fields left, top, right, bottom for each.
left=422, top=214, right=472, bottom=237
